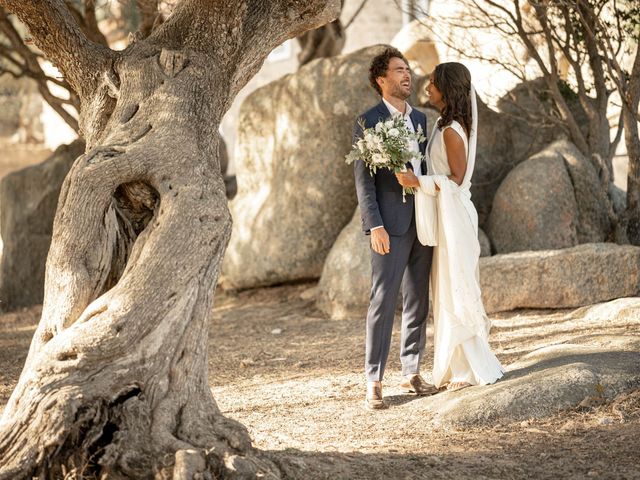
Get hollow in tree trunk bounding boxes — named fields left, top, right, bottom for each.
left=0, top=1, right=340, bottom=478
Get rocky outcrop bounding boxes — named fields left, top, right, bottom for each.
left=0, top=76, right=43, bottom=143
left=478, top=228, right=491, bottom=257
left=318, top=240, right=640, bottom=318
left=487, top=140, right=612, bottom=253
left=561, top=141, right=612, bottom=243
left=480, top=243, right=640, bottom=313
left=424, top=297, right=640, bottom=427
left=316, top=209, right=371, bottom=319
left=486, top=143, right=579, bottom=253
left=0, top=140, right=83, bottom=310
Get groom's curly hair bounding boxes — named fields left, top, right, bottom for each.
left=432, top=62, right=473, bottom=137
left=369, top=47, right=409, bottom=96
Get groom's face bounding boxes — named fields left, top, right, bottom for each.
left=377, top=57, right=411, bottom=100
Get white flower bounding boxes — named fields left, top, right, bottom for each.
left=388, top=128, right=400, bottom=137
left=384, top=120, right=394, bottom=129
left=375, top=122, right=384, bottom=132
left=357, top=139, right=366, bottom=153
left=365, top=134, right=378, bottom=150
left=372, top=153, right=387, bottom=165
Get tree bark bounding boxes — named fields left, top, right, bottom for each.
left=0, top=0, right=340, bottom=478
left=623, top=46, right=640, bottom=245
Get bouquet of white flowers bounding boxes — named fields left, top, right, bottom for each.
left=345, top=115, right=425, bottom=202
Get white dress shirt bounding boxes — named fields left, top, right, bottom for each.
left=371, top=98, right=421, bottom=232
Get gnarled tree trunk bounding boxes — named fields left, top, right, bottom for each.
left=0, top=1, right=340, bottom=478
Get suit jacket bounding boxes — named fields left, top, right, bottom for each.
left=353, top=100, right=428, bottom=236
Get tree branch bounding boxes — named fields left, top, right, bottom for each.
left=0, top=0, right=114, bottom=101
left=0, top=42, right=23, bottom=69
left=136, top=0, right=161, bottom=38
left=574, top=1, right=609, bottom=110
left=531, top=3, right=560, bottom=80
left=344, top=0, right=367, bottom=30
left=610, top=108, right=624, bottom=160
left=0, top=63, right=23, bottom=79
left=554, top=4, right=587, bottom=97
left=82, top=0, right=108, bottom=46
left=149, top=0, right=341, bottom=99
left=0, top=7, right=80, bottom=131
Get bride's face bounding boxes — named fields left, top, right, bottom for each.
left=426, top=75, right=445, bottom=111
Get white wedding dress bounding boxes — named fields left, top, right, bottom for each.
left=415, top=114, right=505, bottom=388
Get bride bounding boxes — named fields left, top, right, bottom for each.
left=396, top=62, right=504, bottom=391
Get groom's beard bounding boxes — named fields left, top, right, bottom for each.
left=391, top=83, right=411, bottom=100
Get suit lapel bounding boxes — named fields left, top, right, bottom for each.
left=376, top=101, right=391, bottom=121
left=409, top=108, right=420, bottom=132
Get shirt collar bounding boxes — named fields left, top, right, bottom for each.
left=382, top=97, right=412, bottom=117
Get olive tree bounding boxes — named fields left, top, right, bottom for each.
left=0, top=0, right=339, bottom=478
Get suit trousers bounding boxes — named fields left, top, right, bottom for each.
left=365, top=217, right=433, bottom=382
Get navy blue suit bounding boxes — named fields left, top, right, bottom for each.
left=352, top=100, right=433, bottom=382
left=353, top=101, right=428, bottom=235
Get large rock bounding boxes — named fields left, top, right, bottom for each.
left=391, top=20, right=439, bottom=75
left=318, top=239, right=640, bottom=318
left=487, top=140, right=612, bottom=253
left=478, top=228, right=491, bottom=257
left=0, top=140, right=83, bottom=311
left=0, top=76, right=43, bottom=142
left=428, top=331, right=640, bottom=427
left=486, top=141, right=580, bottom=253
left=223, top=46, right=420, bottom=289
left=480, top=243, right=640, bottom=313
left=560, top=141, right=612, bottom=243
left=316, top=209, right=370, bottom=319
left=421, top=297, right=640, bottom=427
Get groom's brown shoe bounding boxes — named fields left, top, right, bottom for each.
left=400, top=374, right=438, bottom=396
left=365, top=383, right=388, bottom=410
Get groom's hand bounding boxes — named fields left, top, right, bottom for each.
left=371, top=227, right=390, bottom=255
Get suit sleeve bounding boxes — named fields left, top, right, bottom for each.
left=353, top=116, right=383, bottom=232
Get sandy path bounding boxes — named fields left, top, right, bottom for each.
left=1, top=284, right=639, bottom=479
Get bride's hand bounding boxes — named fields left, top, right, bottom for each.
left=395, top=170, right=420, bottom=188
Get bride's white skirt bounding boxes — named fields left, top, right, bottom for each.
left=416, top=117, right=505, bottom=388
left=418, top=179, right=505, bottom=389
left=432, top=312, right=505, bottom=387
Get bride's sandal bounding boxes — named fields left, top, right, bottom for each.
left=446, top=382, right=472, bottom=392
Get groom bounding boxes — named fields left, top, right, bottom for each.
left=353, top=47, right=435, bottom=410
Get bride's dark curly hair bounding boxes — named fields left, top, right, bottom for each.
left=432, top=62, right=472, bottom=137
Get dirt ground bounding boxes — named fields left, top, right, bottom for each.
left=1, top=283, right=639, bottom=479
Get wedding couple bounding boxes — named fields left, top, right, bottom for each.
left=353, top=47, right=505, bottom=410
